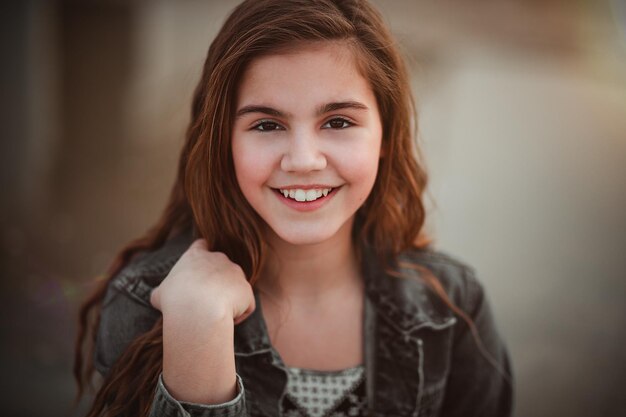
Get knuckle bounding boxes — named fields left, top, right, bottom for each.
left=210, top=251, right=229, bottom=262
left=231, top=263, right=245, bottom=275
left=191, top=238, right=206, bottom=247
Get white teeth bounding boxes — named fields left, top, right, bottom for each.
left=278, top=187, right=333, bottom=202
left=305, top=190, right=317, bottom=201
left=295, top=189, right=306, bottom=202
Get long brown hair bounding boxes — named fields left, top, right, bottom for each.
left=74, top=0, right=451, bottom=415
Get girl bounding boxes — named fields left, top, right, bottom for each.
left=74, top=0, right=513, bottom=416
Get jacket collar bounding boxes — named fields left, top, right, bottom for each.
left=232, top=238, right=455, bottom=355
left=117, top=229, right=454, bottom=353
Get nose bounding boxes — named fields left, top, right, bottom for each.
left=280, top=132, right=327, bottom=173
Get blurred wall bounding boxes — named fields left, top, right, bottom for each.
left=1, top=0, right=625, bottom=416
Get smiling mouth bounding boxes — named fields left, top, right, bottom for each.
left=272, top=187, right=339, bottom=202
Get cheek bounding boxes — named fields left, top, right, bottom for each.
left=354, top=154, right=381, bottom=201
left=232, top=139, right=274, bottom=189
left=334, top=140, right=381, bottom=199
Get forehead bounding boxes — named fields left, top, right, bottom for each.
left=236, top=41, right=375, bottom=110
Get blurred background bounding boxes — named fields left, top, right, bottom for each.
left=1, top=0, right=625, bottom=416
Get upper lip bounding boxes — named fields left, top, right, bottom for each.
left=273, top=184, right=338, bottom=190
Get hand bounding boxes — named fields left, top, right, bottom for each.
left=149, top=238, right=253, bottom=404
left=150, top=238, right=255, bottom=325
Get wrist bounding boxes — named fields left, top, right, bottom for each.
left=162, top=297, right=233, bottom=326
left=162, top=311, right=237, bottom=404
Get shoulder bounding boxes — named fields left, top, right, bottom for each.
left=399, top=246, right=485, bottom=309
left=94, top=230, right=194, bottom=376
left=364, top=245, right=486, bottom=331
left=402, top=249, right=514, bottom=415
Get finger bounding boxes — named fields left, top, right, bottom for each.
left=234, top=312, right=250, bottom=325
left=150, top=287, right=161, bottom=310
left=234, top=297, right=256, bottom=325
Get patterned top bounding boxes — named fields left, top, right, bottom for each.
left=280, top=365, right=367, bottom=417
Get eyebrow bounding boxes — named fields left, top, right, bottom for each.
left=319, top=101, right=369, bottom=114
left=235, top=101, right=369, bottom=119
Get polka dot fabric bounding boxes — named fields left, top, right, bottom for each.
left=281, top=365, right=367, bottom=417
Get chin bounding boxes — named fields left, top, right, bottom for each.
left=271, top=226, right=339, bottom=247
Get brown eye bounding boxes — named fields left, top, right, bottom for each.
left=323, top=118, right=352, bottom=129
left=254, top=121, right=282, bottom=131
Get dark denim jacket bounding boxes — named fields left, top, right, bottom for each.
left=95, top=232, right=513, bottom=417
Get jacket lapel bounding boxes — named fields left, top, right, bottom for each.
left=234, top=291, right=287, bottom=417
left=364, top=295, right=423, bottom=416
left=361, top=243, right=455, bottom=417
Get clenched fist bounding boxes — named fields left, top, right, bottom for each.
left=150, top=238, right=255, bottom=325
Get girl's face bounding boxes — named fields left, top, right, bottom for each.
left=232, top=42, right=382, bottom=246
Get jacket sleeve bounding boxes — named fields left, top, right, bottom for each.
left=94, top=282, right=161, bottom=377
left=95, top=282, right=249, bottom=417
left=439, top=268, right=514, bottom=417
left=150, top=372, right=247, bottom=417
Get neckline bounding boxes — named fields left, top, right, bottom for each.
left=286, top=363, right=364, bottom=376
